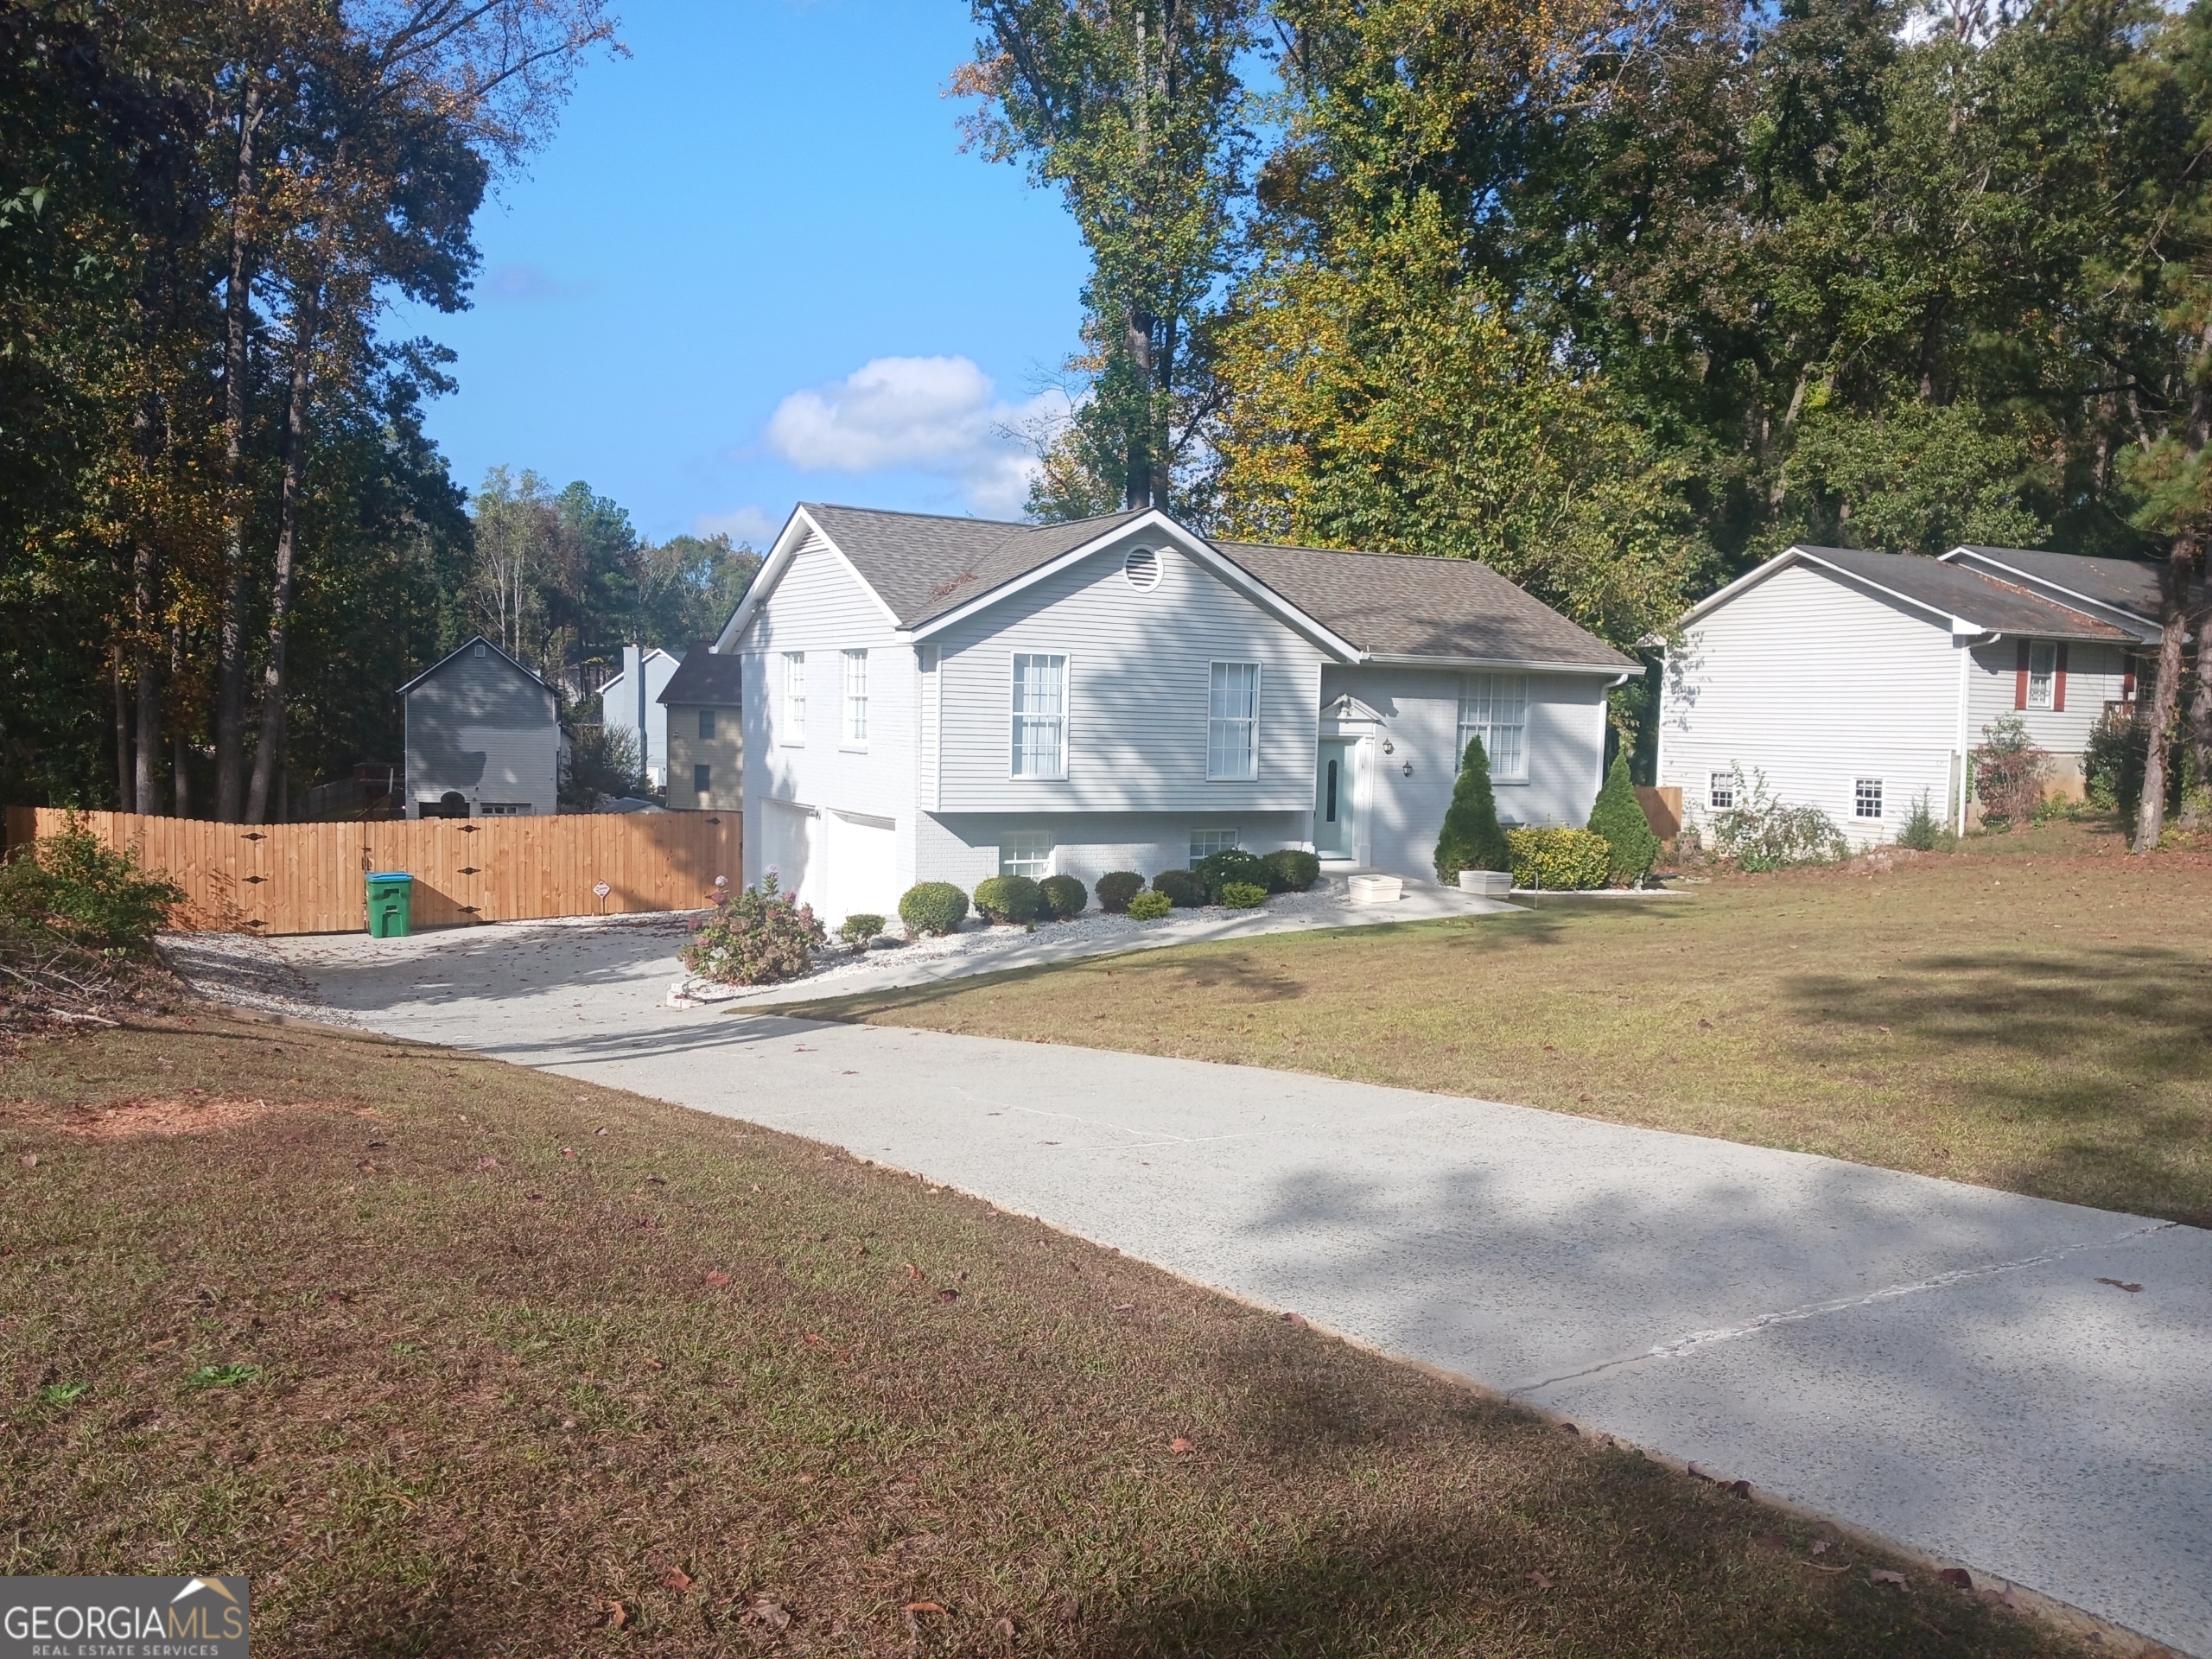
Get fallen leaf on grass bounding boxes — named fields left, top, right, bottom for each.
left=904, top=1601, right=945, bottom=1615
left=1169, top=1436, right=1195, bottom=1454
left=640, top=1357, right=664, bottom=1370
left=357, top=1160, right=375, bottom=1173
left=1870, top=1569, right=1908, bottom=1589
left=646, top=1175, right=666, bottom=1186
left=1527, top=1571, right=1554, bottom=1590
left=1578, top=1092, right=1593, bottom=1103
left=474, top=1155, right=498, bottom=1171
left=936, top=1287, right=960, bottom=1302
left=20, top=1154, right=36, bottom=1168
left=2095, top=1277, right=2145, bottom=1293
left=1811, top=1541, right=1829, bottom=1554
left=527, top=1192, right=544, bottom=1203
left=1112, top=1302, right=1135, bottom=1313
left=1281, top=1312, right=1306, bottom=1326
left=603, top=1599, right=627, bottom=1629
left=559, top=1147, right=575, bottom=1160
left=1937, top=1567, right=1973, bottom=1589
left=751, top=1599, right=791, bottom=1630
left=1698, top=1018, right=1713, bottom=1029
left=906, top=1262, right=925, bottom=1281
left=703, top=1269, right=732, bottom=1287
left=662, top=1567, right=692, bottom=1593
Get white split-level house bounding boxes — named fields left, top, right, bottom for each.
left=711, top=504, right=1639, bottom=925
left=1654, top=544, right=2166, bottom=844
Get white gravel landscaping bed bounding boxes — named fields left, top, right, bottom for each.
left=667, top=883, right=1370, bottom=1005
left=157, top=929, right=360, bottom=1026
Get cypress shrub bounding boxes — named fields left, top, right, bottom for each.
left=898, top=881, right=969, bottom=936
left=1095, top=871, right=1144, bottom=912
left=1587, top=750, right=1661, bottom=886
left=973, top=874, right=1043, bottom=924
left=1218, top=880, right=1268, bottom=909
left=1037, top=874, right=1088, bottom=919
left=1433, top=735, right=1511, bottom=882
left=1262, top=849, right=1320, bottom=892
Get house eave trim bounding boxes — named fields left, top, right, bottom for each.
left=1366, top=652, right=1642, bottom=676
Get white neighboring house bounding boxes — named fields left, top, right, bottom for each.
left=715, top=503, right=1638, bottom=925
left=398, top=636, right=560, bottom=818
left=1654, top=544, right=2164, bottom=844
left=598, top=645, right=683, bottom=788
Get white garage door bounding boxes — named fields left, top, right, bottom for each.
left=760, top=799, right=822, bottom=912
left=825, top=810, right=899, bottom=926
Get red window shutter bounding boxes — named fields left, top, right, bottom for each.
left=2124, top=657, right=2136, bottom=702
left=2014, top=639, right=2031, bottom=710
left=2054, top=643, right=2068, bottom=713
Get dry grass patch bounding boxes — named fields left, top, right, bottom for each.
left=785, top=820, right=2212, bottom=1227
left=0, top=1015, right=2077, bottom=1656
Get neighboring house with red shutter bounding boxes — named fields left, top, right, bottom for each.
left=1654, top=545, right=2165, bottom=842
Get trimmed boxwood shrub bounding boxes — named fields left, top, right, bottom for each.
left=898, top=881, right=969, bottom=936
left=1195, top=847, right=1270, bottom=902
left=1586, top=750, right=1661, bottom=886
left=836, top=912, right=886, bottom=948
left=1096, top=871, right=1144, bottom=912
left=1150, top=868, right=1206, bottom=908
left=1126, top=889, right=1173, bottom=920
left=1433, top=734, right=1510, bottom=883
left=1219, top=880, right=1268, bottom=909
left=1262, top=849, right=1320, bottom=893
left=1037, top=874, right=1087, bottom=920
left=973, top=874, right=1043, bottom=925
left=1506, top=828, right=1611, bottom=891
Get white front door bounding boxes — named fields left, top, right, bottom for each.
left=1315, top=739, right=1357, bottom=858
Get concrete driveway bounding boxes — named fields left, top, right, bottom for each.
left=269, top=917, right=2210, bottom=1657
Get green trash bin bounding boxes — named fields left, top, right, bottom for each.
left=366, top=871, right=414, bottom=938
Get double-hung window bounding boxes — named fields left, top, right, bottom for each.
left=1459, top=674, right=1529, bottom=780
left=1208, top=662, right=1260, bottom=781
left=1854, top=778, right=1885, bottom=820
left=781, top=652, right=805, bottom=744
left=842, top=649, right=868, bottom=747
left=2027, top=641, right=2056, bottom=710
left=698, top=707, right=715, bottom=741
left=1708, top=770, right=1737, bottom=810
left=1010, top=652, right=1067, bottom=779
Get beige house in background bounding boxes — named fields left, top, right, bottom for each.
left=659, top=644, right=743, bottom=811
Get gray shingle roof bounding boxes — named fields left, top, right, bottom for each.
left=1211, top=540, right=1636, bottom=668
left=798, top=503, right=1632, bottom=669
left=799, top=503, right=1145, bottom=628
left=1946, top=545, right=2175, bottom=621
left=1797, top=547, right=2130, bottom=640
left=657, top=642, right=744, bottom=706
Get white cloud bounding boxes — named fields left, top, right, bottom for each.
left=481, top=261, right=592, bottom=304
left=691, top=505, right=782, bottom=546
left=764, top=355, right=1069, bottom=518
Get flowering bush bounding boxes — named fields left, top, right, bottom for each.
left=1705, top=766, right=1847, bottom=870
left=680, top=871, right=825, bottom=985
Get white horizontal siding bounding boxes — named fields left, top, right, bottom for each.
left=1965, top=639, right=2128, bottom=755
left=1322, top=665, right=1610, bottom=877
left=738, top=533, right=917, bottom=893
left=1659, top=561, right=1959, bottom=845
left=931, top=537, right=1325, bottom=814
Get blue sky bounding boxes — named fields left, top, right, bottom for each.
left=387, top=2, right=1090, bottom=545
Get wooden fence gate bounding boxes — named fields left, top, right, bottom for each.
left=3, top=809, right=741, bottom=936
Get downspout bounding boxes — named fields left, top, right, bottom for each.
left=1955, top=636, right=1976, bottom=836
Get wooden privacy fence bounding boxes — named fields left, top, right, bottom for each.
left=3, top=808, right=741, bottom=936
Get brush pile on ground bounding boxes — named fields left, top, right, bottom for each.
left=0, top=817, right=182, bottom=1030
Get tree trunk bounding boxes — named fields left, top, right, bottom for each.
left=1125, top=305, right=1154, bottom=511
left=213, top=75, right=263, bottom=823
left=170, top=623, right=192, bottom=820
left=112, top=649, right=132, bottom=811
left=245, top=279, right=317, bottom=825
left=131, top=537, right=162, bottom=815
left=2134, top=535, right=2196, bottom=851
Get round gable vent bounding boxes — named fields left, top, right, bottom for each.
left=1122, top=546, right=1161, bottom=591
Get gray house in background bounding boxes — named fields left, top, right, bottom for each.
left=399, top=637, right=559, bottom=818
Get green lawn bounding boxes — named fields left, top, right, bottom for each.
left=785, top=821, right=2212, bottom=1228
left=0, top=1015, right=2075, bottom=1656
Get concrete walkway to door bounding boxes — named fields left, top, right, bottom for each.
left=262, top=917, right=2211, bottom=1658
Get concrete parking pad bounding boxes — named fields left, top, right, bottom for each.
left=264, top=917, right=2210, bottom=1656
